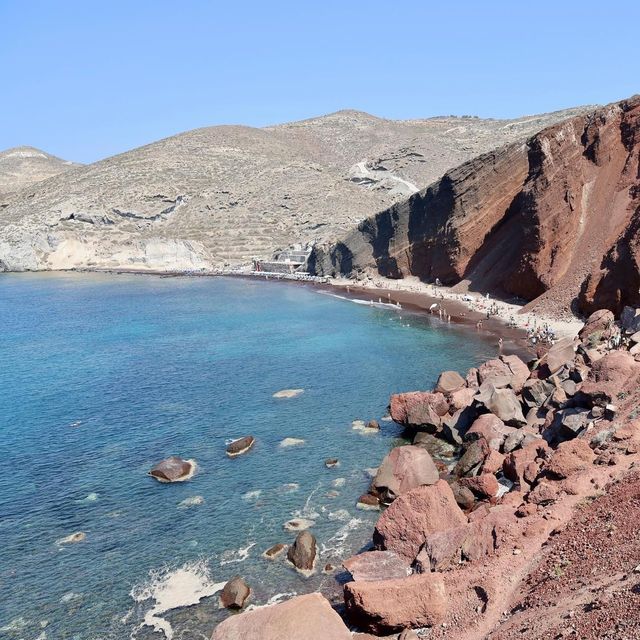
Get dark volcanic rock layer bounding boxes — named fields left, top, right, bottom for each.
left=310, top=96, right=640, bottom=317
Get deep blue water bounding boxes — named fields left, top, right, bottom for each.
left=0, top=273, right=497, bottom=639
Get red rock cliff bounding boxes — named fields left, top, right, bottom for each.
left=310, top=96, right=640, bottom=317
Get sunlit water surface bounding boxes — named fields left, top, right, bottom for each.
left=0, top=273, right=498, bottom=639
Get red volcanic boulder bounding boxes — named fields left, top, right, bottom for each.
left=220, top=576, right=251, bottom=609
left=503, top=440, right=550, bottom=487
left=373, top=480, right=467, bottom=562
left=476, top=384, right=526, bottom=426
left=211, top=592, right=352, bottom=639
left=149, top=456, right=195, bottom=482
left=389, top=391, right=449, bottom=430
left=545, top=439, right=595, bottom=479
left=465, top=414, right=516, bottom=451
left=478, top=355, right=529, bottom=392
left=453, top=438, right=490, bottom=477
left=435, top=370, right=466, bottom=394
left=287, top=530, right=317, bottom=575
left=344, top=573, right=447, bottom=633
left=481, top=449, right=505, bottom=475
left=372, top=445, right=439, bottom=502
left=546, top=338, right=576, bottom=374
left=342, top=550, right=409, bottom=582
left=459, top=473, right=499, bottom=499
left=579, top=351, right=640, bottom=407
left=449, top=387, right=476, bottom=411
left=416, top=513, right=503, bottom=571
left=578, top=309, right=615, bottom=346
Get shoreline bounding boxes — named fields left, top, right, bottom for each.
left=11, top=266, right=585, bottom=358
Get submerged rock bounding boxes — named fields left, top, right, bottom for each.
left=273, top=388, right=304, bottom=398
left=178, top=495, right=204, bottom=508
left=279, top=437, right=305, bottom=447
left=220, top=576, right=251, bottom=609
left=56, top=531, right=86, bottom=545
left=226, top=436, right=255, bottom=457
left=263, top=543, right=286, bottom=559
left=325, top=458, right=340, bottom=468
left=211, top=592, right=351, bottom=640
left=287, top=530, right=317, bottom=575
left=283, top=518, right=315, bottom=531
left=149, top=456, right=196, bottom=482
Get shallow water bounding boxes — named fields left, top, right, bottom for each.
left=0, top=273, right=497, bottom=639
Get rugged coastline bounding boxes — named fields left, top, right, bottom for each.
left=210, top=304, right=640, bottom=639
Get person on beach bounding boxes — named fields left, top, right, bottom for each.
left=498, top=337, right=503, bottom=349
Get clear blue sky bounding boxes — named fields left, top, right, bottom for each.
left=1, top=0, right=638, bottom=163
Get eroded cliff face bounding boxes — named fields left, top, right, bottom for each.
left=310, top=96, right=640, bottom=317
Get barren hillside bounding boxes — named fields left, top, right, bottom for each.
left=0, top=146, right=79, bottom=197
left=0, top=107, right=589, bottom=272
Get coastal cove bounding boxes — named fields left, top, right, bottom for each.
left=0, top=272, right=503, bottom=640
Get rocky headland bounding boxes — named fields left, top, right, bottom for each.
left=210, top=306, right=640, bottom=639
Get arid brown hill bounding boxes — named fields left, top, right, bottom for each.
left=0, top=108, right=588, bottom=272
left=310, top=96, right=640, bottom=318
left=0, top=146, right=79, bottom=197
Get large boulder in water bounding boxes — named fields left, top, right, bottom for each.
left=210, top=592, right=352, bottom=640
left=149, top=456, right=195, bottom=482
left=287, top=530, right=317, bottom=575
left=372, top=445, right=439, bottom=503
left=389, top=391, right=448, bottom=430
left=226, top=436, right=255, bottom=457
left=220, top=576, right=251, bottom=609
left=373, top=480, right=467, bottom=562
left=343, top=573, right=447, bottom=633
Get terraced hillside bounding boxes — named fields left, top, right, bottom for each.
left=0, top=107, right=591, bottom=272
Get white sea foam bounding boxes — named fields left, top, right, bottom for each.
left=328, top=509, right=351, bottom=521
left=245, top=591, right=297, bottom=612
left=331, top=477, right=346, bottom=488
left=279, top=482, right=300, bottom=493
left=242, top=489, right=262, bottom=501
left=320, top=518, right=363, bottom=557
left=220, top=542, right=256, bottom=565
left=129, top=560, right=225, bottom=640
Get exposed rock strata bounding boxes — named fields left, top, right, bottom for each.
left=311, top=96, right=640, bottom=317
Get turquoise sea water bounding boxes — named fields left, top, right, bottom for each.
left=0, top=273, right=498, bottom=639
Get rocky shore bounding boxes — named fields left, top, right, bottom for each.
left=210, top=305, right=640, bottom=639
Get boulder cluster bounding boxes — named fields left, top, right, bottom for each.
left=210, top=306, right=640, bottom=638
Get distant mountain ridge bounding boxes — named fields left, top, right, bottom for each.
left=0, top=146, right=80, bottom=196
left=0, top=106, right=592, bottom=272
